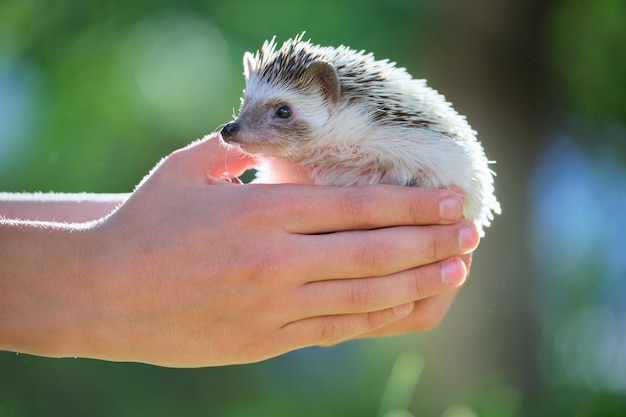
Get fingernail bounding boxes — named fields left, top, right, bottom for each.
left=439, top=197, right=462, bottom=221
left=459, top=222, right=480, bottom=253
left=441, top=258, right=466, bottom=286
left=393, top=302, right=415, bottom=317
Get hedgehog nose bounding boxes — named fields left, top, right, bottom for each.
left=221, top=122, right=240, bottom=139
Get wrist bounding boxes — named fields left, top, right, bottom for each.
left=60, top=219, right=138, bottom=362
left=0, top=220, right=101, bottom=358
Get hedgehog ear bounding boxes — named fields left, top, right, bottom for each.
left=243, top=52, right=256, bottom=80
left=305, top=61, right=341, bottom=104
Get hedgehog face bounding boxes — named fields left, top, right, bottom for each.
left=221, top=75, right=334, bottom=158
left=221, top=35, right=344, bottom=158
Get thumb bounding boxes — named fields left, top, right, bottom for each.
left=166, top=133, right=258, bottom=181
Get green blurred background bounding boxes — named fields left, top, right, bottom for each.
left=1, top=0, right=626, bottom=416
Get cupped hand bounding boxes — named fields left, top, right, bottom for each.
left=79, top=134, right=478, bottom=367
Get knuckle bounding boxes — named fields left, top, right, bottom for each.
left=237, top=189, right=275, bottom=222
left=254, top=257, right=282, bottom=283
left=427, top=226, right=456, bottom=261
left=364, top=310, right=383, bottom=331
left=347, top=281, right=374, bottom=310
left=430, top=231, right=444, bottom=260
left=259, top=256, right=288, bottom=283
left=403, top=188, right=443, bottom=225
left=339, top=193, right=376, bottom=226
left=353, top=240, right=390, bottom=272
left=410, top=268, right=431, bottom=298
left=318, top=318, right=347, bottom=345
left=406, top=194, right=426, bottom=224
left=243, top=248, right=289, bottom=285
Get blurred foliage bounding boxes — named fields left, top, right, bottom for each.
left=545, top=0, right=626, bottom=128
left=1, top=0, right=626, bottom=416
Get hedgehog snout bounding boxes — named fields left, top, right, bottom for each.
left=221, top=122, right=240, bottom=141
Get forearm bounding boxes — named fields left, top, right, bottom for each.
left=0, top=220, right=102, bottom=358
left=0, top=192, right=128, bottom=223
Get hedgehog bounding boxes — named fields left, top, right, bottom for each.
left=220, top=33, right=500, bottom=234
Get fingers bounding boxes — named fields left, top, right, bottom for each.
left=360, top=253, right=473, bottom=337
left=245, top=184, right=464, bottom=234
left=274, top=234, right=475, bottom=348
left=280, top=301, right=416, bottom=348
left=293, top=256, right=467, bottom=318
left=161, top=133, right=257, bottom=182
left=295, top=220, right=479, bottom=281
left=361, top=290, right=460, bottom=337
left=280, top=290, right=458, bottom=354
left=158, top=136, right=464, bottom=232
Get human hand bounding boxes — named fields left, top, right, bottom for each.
left=358, top=252, right=473, bottom=339
left=70, top=134, right=478, bottom=367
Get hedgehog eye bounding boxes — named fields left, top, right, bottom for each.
left=275, top=105, right=292, bottom=119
